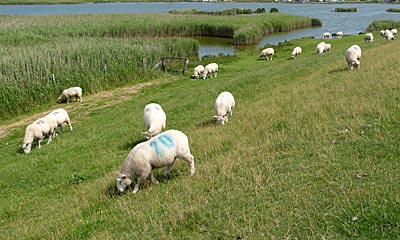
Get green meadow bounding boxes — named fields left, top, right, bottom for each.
left=0, top=14, right=400, bottom=239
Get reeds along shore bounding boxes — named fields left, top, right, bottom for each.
left=0, top=13, right=318, bottom=119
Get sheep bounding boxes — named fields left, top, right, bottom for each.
left=258, top=48, right=274, bottom=60
left=57, top=87, right=82, bottom=104
left=345, top=45, right=362, bottom=70
left=21, top=117, right=57, bottom=154
left=336, top=31, right=343, bottom=38
left=191, top=65, right=204, bottom=79
left=116, top=129, right=195, bottom=193
left=214, top=91, right=235, bottom=125
left=316, top=42, right=326, bottom=55
left=391, top=28, right=397, bottom=36
left=384, top=29, right=395, bottom=40
left=46, top=108, right=73, bottom=134
left=380, top=30, right=385, bottom=37
left=364, top=33, right=374, bottom=43
left=202, top=63, right=218, bottom=79
left=143, top=103, right=166, bottom=139
left=323, top=32, right=331, bottom=39
left=324, top=43, right=332, bottom=52
left=291, top=46, right=302, bottom=59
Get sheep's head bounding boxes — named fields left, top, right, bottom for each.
left=214, top=115, right=227, bottom=125
left=116, top=174, right=132, bottom=193
left=21, top=142, right=31, bottom=154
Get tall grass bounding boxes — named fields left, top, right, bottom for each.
left=0, top=32, right=399, bottom=239
left=0, top=37, right=198, bottom=119
left=368, top=20, right=400, bottom=31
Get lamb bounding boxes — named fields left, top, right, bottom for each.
left=21, top=117, right=57, bottom=154
left=380, top=30, right=386, bottom=37
left=384, top=29, right=395, bottom=40
left=345, top=45, right=362, bottom=70
left=46, top=108, right=73, bottom=134
left=143, top=103, right=166, bottom=139
left=291, top=46, right=302, bottom=59
left=202, top=63, right=218, bottom=79
left=316, top=42, right=326, bottom=55
left=323, top=32, right=331, bottom=39
left=191, top=65, right=204, bottom=79
left=324, top=43, right=332, bottom=52
left=391, top=28, right=397, bottom=36
left=364, top=33, right=374, bottom=43
left=259, top=48, right=274, bottom=60
left=57, top=87, right=82, bottom=104
left=336, top=31, right=343, bottom=38
left=214, top=91, right=235, bottom=125
left=116, top=129, right=195, bottom=193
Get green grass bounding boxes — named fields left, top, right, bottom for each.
left=1, top=32, right=400, bottom=239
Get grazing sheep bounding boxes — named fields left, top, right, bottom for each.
left=380, top=30, right=385, bottom=37
left=325, top=43, right=332, bottom=52
left=202, top=63, right=218, bottom=79
left=316, top=42, right=326, bottom=55
left=214, top=91, right=235, bottom=125
left=323, top=32, right=331, bottom=39
left=143, top=103, right=166, bottom=139
left=291, top=46, right=302, bottom=59
left=116, top=129, right=195, bottom=193
left=346, top=45, right=362, bottom=70
left=391, top=28, right=397, bottom=36
left=46, top=108, right=73, bottom=134
left=259, top=48, right=275, bottom=60
left=384, top=29, right=395, bottom=40
left=21, top=117, right=57, bottom=154
left=336, top=31, right=343, bottom=38
left=57, top=87, right=82, bottom=104
left=364, top=33, right=374, bottom=43
left=191, top=65, right=204, bottom=79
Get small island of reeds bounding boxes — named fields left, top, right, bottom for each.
left=332, top=8, right=357, bottom=13
left=386, top=8, right=400, bottom=13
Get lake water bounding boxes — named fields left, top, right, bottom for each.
left=1, top=2, right=399, bottom=58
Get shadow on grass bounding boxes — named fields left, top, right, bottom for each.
left=329, top=67, right=350, bottom=74
left=119, top=138, right=145, bottom=151
left=195, top=119, right=216, bottom=128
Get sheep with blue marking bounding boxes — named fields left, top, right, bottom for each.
left=21, top=117, right=57, bottom=154
left=116, top=129, right=195, bottom=193
left=46, top=108, right=73, bottom=134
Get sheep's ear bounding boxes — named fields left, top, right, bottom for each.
left=121, top=174, right=127, bottom=180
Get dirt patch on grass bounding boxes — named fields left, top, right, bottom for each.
left=0, top=82, right=154, bottom=139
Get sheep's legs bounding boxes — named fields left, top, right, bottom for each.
left=164, top=159, right=176, bottom=177
left=150, top=170, right=159, bottom=184
left=179, top=153, right=195, bottom=176
left=132, top=176, right=145, bottom=193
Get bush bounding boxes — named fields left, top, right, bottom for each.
left=270, top=8, right=279, bottom=13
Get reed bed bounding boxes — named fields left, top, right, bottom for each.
left=367, top=20, right=400, bottom=31
left=386, top=8, right=400, bottom=13
left=0, top=37, right=198, bottom=119
left=332, top=8, right=357, bottom=13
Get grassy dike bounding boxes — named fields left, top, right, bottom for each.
left=0, top=32, right=399, bottom=238
left=0, top=13, right=317, bottom=119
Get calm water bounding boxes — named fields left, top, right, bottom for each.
left=1, top=2, right=399, bottom=58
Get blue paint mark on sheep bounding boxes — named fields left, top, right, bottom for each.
left=150, top=134, right=174, bottom=157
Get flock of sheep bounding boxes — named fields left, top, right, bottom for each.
left=21, top=28, right=396, bottom=193
left=257, top=29, right=396, bottom=70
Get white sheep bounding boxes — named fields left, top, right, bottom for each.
left=325, top=43, right=332, bottom=52
left=346, top=45, right=362, bottom=70
left=364, top=33, right=374, bottom=43
left=21, top=117, right=57, bottom=154
left=323, top=32, right=331, bottom=39
left=116, top=129, right=195, bottom=193
left=316, top=42, right=326, bottom=55
left=191, top=65, right=204, bottom=79
left=143, top=103, right=166, bottom=139
left=214, top=91, right=235, bottom=125
left=259, top=48, right=274, bottom=60
left=291, top=46, right=302, bottom=59
left=391, top=28, right=397, bottom=36
left=46, top=108, right=73, bottom=134
left=336, top=31, right=343, bottom=38
left=202, top=63, right=218, bottom=79
left=380, top=30, right=386, bottom=37
left=384, top=29, right=395, bottom=40
left=57, top=87, right=82, bottom=103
